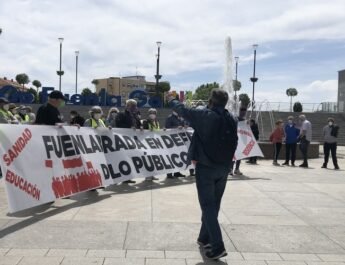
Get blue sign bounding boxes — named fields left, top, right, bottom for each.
left=0, top=86, right=162, bottom=108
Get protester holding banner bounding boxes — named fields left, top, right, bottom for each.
left=0, top=97, right=18, bottom=124
left=84, top=106, right=106, bottom=128
left=26, top=106, right=36, bottom=124
left=143, top=108, right=160, bottom=181
left=16, top=106, right=30, bottom=124
left=70, top=110, right=85, bottom=127
left=116, top=99, right=142, bottom=184
left=168, top=89, right=238, bottom=260
left=165, top=110, right=186, bottom=179
left=269, top=120, right=285, bottom=166
left=35, top=90, right=65, bottom=125
left=247, top=119, right=259, bottom=164
left=106, top=107, right=119, bottom=128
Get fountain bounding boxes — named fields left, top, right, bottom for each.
left=222, top=37, right=241, bottom=114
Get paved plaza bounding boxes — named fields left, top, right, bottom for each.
left=0, top=147, right=345, bottom=265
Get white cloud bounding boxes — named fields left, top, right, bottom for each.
left=0, top=0, right=344, bottom=100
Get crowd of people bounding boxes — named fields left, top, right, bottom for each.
left=0, top=89, right=342, bottom=260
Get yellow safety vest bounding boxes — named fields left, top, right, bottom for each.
left=0, top=109, right=12, bottom=122
left=91, top=118, right=106, bottom=128
left=15, top=114, right=30, bottom=123
left=148, top=121, right=160, bottom=131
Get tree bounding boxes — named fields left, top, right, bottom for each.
left=81, top=87, right=92, bottom=96
left=156, top=81, right=171, bottom=94
left=286, top=88, right=298, bottom=112
left=293, top=102, right=303, bottom=112
left=193, top=82, right=220, bottom=100
left=28, top=87, right=38, bottom=103
left=233, top=80, right=242, bottom=92
left=238, top=93, right=251, bottom=108
left=32, top=80, right=42, bottom=93
left=15, top=73, right=30, bottom=90
left=91, top=79, right=99, bottom=88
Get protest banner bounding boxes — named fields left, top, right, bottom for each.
left=0, top=121, right=262, bottom=213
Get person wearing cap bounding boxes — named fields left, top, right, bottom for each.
left=69, top=110, right=85, bottom=127
left=106, top=107, right=119, bottom=128
left=322, top=118, right=340, bottom=170
left=16, top=105, right=30, bottom=124
left=0, top=97, right=17, bottom=124
left=35, top=90, right=65, bottom=125
left=84, top=106, right=106, bottom=128
left=8, top=103, right=20, bottom=124
left=143, top=108, right=160, bottom=181
left=282, top=116, right=300, bottom=166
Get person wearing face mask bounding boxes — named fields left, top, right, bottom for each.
left=70, top=110, right=85, bottom=127
left=322, top=118, right=340, bottom=170
left=116, top=99, right=141, bottom=184
left=84, top=106, right=106, bottom=128
left=106, top=107, right=119, bottom=128
left=26, top=106, right=36, bottom=124
left=35, top=90, right=65, bottom=125
left=165, top=109, right=186, bottom=178
left=269, top=120, right=285, bottom=166
left=0, top=97, right=17, bottom=124
left=297, top=114, right=312, bottom=168
left=16, top=106, right=30, bottom=124
left=282, top=116, right=300, bottom=166
left=116, top=99, right=142, bottom=130
left=143, top=108, right=160, bottom=181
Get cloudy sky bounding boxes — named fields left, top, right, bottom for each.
left=1, top=0, right=345, bottom=105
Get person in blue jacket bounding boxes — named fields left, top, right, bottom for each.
left=282, top=116, right=300, bottom=166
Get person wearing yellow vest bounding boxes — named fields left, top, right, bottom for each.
left=143, top=108, right=160, bottom=181
left=0, top=97, right=18, bottom=124
left=15, top=105, right=30, bottom=124
left=84, top=106, right=106, bottom=128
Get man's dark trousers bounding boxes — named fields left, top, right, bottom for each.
left=285, top=143, right=297, bottom=164
left=299, top=139, right=310, bottom=165
left=195, top=162, right=230, bottom=250
left=324, top=142, right=338, bottom=167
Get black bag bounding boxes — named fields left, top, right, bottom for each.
left=203, top=110, right=238, bottom=164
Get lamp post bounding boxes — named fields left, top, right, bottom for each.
left=57, top=38, right=64, bottom=92
left=250, top=44, right=258, bottom=109
left=155, top=41, right=162, bottom=95
left=75, top=50, right=79, bottom=94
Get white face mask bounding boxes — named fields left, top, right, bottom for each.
left=149, top=114, right=156, bottom=120
left=93, top=113, right=102, bottom=120
left=111, top=112, right=117, bottom=118
left=20, top=110, right=27, bottom=115
left=329, top=122, right=333, bottom=126
left=3, top=104, right=9, bottom=111
left=70, top=115, right=75, bottom=119
left=172, top=111, right=178, bottom=116
left=288, top=120, right=293, bottom=124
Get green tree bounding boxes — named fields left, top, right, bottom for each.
left=233, top=80, right=242, bottom=92
left=15, top=73, right=30, bottom=90
left=81, top=87, right=92, bottom=96
left=286, top=88, right=298, bottom=112
left=28, top=87, right=38, bottom=103
left=32, top=80, right=42, bottom=94
left=293, top=102, right=303, bottom=112
left=238, top=93, right=251, bottom=108
left=156, top=81, right=171, bottom=94
left=192, top=82, right=220, bottom=100
left=91, top=79, right=99, bottom=88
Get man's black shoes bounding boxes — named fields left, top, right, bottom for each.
left=204, top=248, right=227, bottom=260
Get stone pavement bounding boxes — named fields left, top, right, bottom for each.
left=0, top=147, right=345, bottom=265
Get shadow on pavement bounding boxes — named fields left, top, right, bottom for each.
left=228, top=175, right=271, bottom=181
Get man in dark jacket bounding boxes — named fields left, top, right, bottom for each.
left=115, top=99, right=141, bottom=184
left=35, top=91, right=65, bottom=125
left=168, top=89, right=238, bottom=260
left=69, top=110, right=85, bottom=126
left=165, top=110, right=186, bottom=178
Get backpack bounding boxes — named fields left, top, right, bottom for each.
left=203, top=110, right=238, bottom=165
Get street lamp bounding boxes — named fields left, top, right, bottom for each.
left=155, top=41, right=162, bottom=95
left=57, top=37, right=64, bottom=92
left=250, top=44, right=258, bottom=109
left=75, top=50, right=79, bottom=94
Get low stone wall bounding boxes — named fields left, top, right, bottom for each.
left=258, top=141, right=320, bottom=160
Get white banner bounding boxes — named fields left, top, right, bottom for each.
left=0, top=122, right=262, bottom=213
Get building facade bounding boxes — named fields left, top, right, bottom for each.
left=94, top=76, right=156, bottom=105
left=338, top=69, right=345, bottom=113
